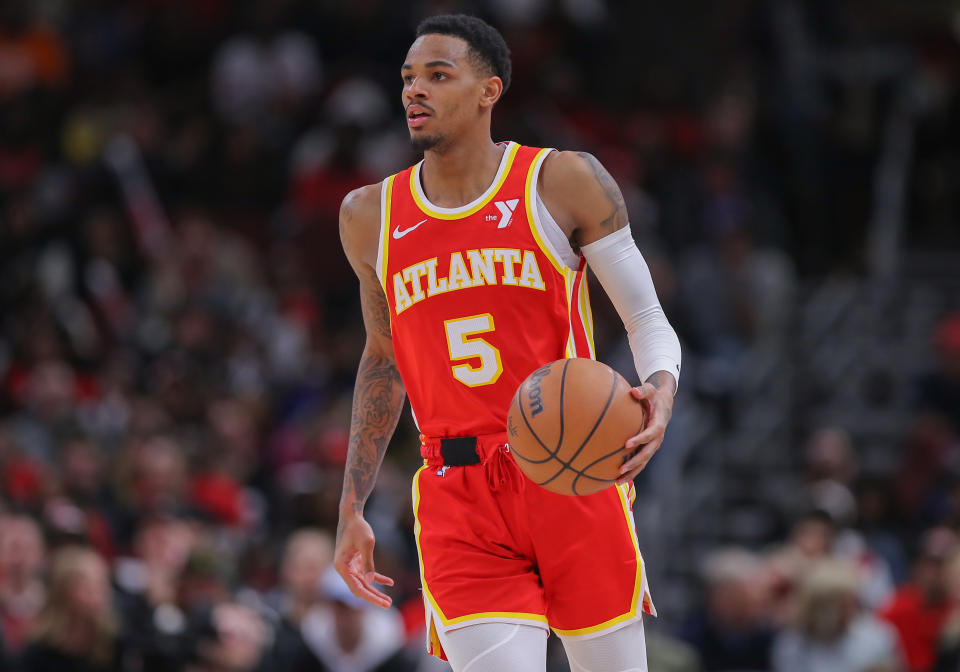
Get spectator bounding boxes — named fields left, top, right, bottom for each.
left=932, top=545, right=960, bottom=671
left=805, top=428, right=858, bottom=488
left=774, top=509, right=895, bottom=611
left=680, top=547, right=774, bottom=671
left=880, top=527, right=956, bottom=672
left=115, top=435, right=190, bottom=521
left=300, top=567, right=415, bottom=672
left=917, top=314, right=960, bottom=434
left=56, top=434, right=119, bottom=558
left=0, top=0, right=68, bottom=98
left=773, top=560, right=903, bottom=672
left=265, top=529, right=334, bottom=672
left=855, top=475, right=909, bottom=585
left=114, top=515, right=197, bottom=671
left=676, top=204, right=795, bottom=359
left=21, top=546, right=120, bottom=672
left=275, top=529, right=332, bottom=625
left=192, top=602, right=271, bottom=672
left=0, top=514, right=46, bottom=664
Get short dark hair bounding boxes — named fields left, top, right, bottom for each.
left=416, top=14, right=512, bottom=92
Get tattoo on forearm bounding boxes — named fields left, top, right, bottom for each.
left=577, top=152, right=628, bottom=232
left=338, top=351, right=405, bottom=539
left=645, top=370, right=677, bottom=396
left=361, top=271, right=392, bottom=339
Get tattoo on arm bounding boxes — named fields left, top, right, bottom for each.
left=360, top=270, right=392, bottom=339
left=338, top=350, right=405, bottom=538
left=337, top=185, right=404, bottom=541
left=577, top=152, right=629, bottom=233
left=645, top=370, right=678, bottom=396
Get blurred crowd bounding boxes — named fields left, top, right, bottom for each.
left=1, top=0, right=959, bottom=671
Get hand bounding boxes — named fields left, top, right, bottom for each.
left=617, top=381, right=674, bottom=485
left=333, top=511, right=395, bottom=608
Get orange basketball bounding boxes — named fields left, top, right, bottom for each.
left=506, top=358, right=646, bottom=496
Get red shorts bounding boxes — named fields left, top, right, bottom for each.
left=413, top=432, right=655, bottom=660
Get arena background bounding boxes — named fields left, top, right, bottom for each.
left=1, top=1, right=959, bottom=670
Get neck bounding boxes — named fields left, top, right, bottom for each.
left=57, top=616, right=96, bottom=653
left=286, top=595, right=314, bottom=624
left=420, top=130, right=504, bottom=208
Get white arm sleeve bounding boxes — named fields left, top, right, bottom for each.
left=580, top=227, right=681, bottom=390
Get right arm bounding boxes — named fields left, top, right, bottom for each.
left=333, top=184, right=406, bottom=608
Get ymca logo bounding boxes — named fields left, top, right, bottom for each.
left=485, top=199, right=519, bottom=228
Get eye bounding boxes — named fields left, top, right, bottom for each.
left=432, top=72, right=447, bottom=81
left=403, top=75, right=415, bottom=84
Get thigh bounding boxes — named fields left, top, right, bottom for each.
left=559, top=619, right=648, bottom=672
left=526, top=482, right=654, bottom=634
left=413, top=465, right=547, bottom=631
left=437, top=622, right=548, bottom=672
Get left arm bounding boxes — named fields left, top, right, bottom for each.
left=539, top=151, right=681, bottom=484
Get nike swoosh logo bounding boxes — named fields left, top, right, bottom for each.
left=393, top=219, right=428, bottom=239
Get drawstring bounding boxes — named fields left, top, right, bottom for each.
left=485, top=444, right=523, bottom=493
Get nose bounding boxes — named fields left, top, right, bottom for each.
left=406, top=76, right=428, bottom=101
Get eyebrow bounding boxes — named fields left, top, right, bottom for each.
left=402, top=59, right=457, bottom=70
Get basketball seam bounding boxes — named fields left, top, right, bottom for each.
left=556, top=358, right=569, bottom=456
left=569, top=369, right=619, bottom=495
left=536, top=367, right=618, bottom=491
left=574, top=419, right=647, bottom=484
left=513, top=376, right=559, bottom=465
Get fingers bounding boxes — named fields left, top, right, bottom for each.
left=368, top=571, right=395, bottom=587
left=625, top=412, right=666, bottom=449
left=343, top=571, right=393, bottom=608
left=625, top=385, right=671, bottom=450
left=617, top=464, right=646, bottom=486
left=334, top=549, right=395, bottom=609
left=626, top=422, right=665, bottom=450
left=617, top=438, right=662, bottom=484
left=619, top=385, right=672, bottom=484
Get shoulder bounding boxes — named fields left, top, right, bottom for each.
left=535, top=151, right=607, bottom=235
left=537, top=149, right=620, bottom=211
left=339, top=182, right=382, bottom=232
left=537, top=149, right=628, bottom=244
left=339, top=182, right=384, bottom=270
left=538, top=150, right=604, bottom=193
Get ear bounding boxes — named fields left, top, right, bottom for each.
left=479, top=76, right=504, bottom=109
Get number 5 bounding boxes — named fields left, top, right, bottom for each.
left=443, top=314, right=503, bottom=387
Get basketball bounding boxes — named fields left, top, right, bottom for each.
left=506, top=358, right=646, bottom=496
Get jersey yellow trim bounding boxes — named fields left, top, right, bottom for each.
left=582, top=269, right=596, bottom=357
left=563, top=267, right=576, bottom=357
left=410, top=143, right=520, bottom=220
left=577, top=269, right=596, bottom=359
left=443, top=611, right=549, bottom=626
left=524, top=148, right=566, bottom=275
left=412, top=464, right=445, bottom=623
left=379, top=174, right=396, bottom=293
left=552, top=484, right=645, bottom=637
left=412, top=464, right=548, bottom=629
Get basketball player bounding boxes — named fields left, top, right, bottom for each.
left=335, top=14, right=681, bottom=672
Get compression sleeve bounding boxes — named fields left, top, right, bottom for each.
left=580, top=227, right=681, bottom=391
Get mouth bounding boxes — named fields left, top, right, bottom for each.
left=407, top=106, right=432, bottom=128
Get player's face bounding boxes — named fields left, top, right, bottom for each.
left=401, top=34, right=492, bottom=152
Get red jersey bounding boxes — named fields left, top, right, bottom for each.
left=377, top=142, right=594, bottom=437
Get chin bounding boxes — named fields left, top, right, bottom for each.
left=410, top=132, right=444, bottom=153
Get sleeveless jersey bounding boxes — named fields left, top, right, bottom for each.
left=377, top=142, right=595, bottom=438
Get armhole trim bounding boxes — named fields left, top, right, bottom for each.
left=525, top=148, right=572, bottom=275
left=376, top=174, right=396, bottom=292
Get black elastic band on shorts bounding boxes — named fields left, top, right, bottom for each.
left=440, top=437, right=481, bottom=466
